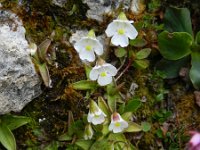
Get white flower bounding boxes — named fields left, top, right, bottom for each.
left=74, top=30, right=103, bottom=62
left=29, top=43, right=37, bottom=56
left=109, top=112, right=128, bottom=133
left=89, top=58, right=117, bottom=86
left=84, top=124, right=94, bottom=140
left=87, top=100, right=106, bottom=125
left=105, top=12, right=138, bottom=47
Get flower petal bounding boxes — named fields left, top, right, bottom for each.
left=93, top=40, right=103, bottom=55
left=87, top=112, right=94, bottom=123
left=190, top=133, right=200, bottom=146
left=91, top=114, right=105, bottom=125
left=79, top=50, right=95, bottom=62
left=125, top=23, right=138, bottom=39
left=97, top=75, right=112, bottom=86
left=111, top=34, right=129, bottom=47
left=74, top=40, right=85, bottom=53
left=108, top=123, right=115, bottom=131
left=103, top=63, right=118, bottom=76
left=120, top=121, right=129, bottom=129
left=113, top=126, right=123, bottom=133
left=105, top=21, right=119, bottom=37
left=89, top=68, right=99, bottom=80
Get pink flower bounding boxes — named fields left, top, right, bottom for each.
left=187, top=131, right=200, bottom=150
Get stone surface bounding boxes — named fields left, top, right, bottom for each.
left=83, top=0, right=131, bottom=22
left=0, top=10, right=42, bottom=114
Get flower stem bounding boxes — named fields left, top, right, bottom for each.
left=116, top=59, right=132, bottom=81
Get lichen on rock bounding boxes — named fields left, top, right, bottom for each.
left=0, top=10, right=42, bottom=114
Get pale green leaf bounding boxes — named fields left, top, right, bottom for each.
left=130, top=38, right=147, bottom=47
left=72, top=80, right=97, bottom=90
left=125, top=122, right=142, bottom=132
left=75, top=140, right=93, bottom=150
left=124, top=98, right=141, bottom=113
left=0, top=122, right=16, bottom=150
left=133, top=59, right=149, bottom=69
left=38, top=63, right=51, bottom=87
left=1, top=115, right=30, bottom=130
left=141, top=122, right=151, bottom=132
left=136, top=48, right=151, bottom=59
left=98, top=97, right=110, bottom=116
left=115, top=48, right=127, bottom=58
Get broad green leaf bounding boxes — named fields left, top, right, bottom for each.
left=195, top=31, right=200, bottom=45
left=108, top=133, right=126, bottom=142
left=44, top=141, right=59, bottom=150
left=133, top=59, right=149, bottom=69
left=155, top=57, right=190, bottom=78
left=130, top=37, right=147, bottom=47
left=75, top=139, right=93, bottom=150
left=118, top=103, right=125, bottom=114
left=38, top=63, right=51, bottom=87
left=121, top=112, right=133, bottom=121
left=107, top=95, right=116, bottom=113
left=158, top=31, right=192, bottom=60
left=106, top=83, right=121, bottom=112
left=0, top=122, right=16, bottom=150
left=141, top=122, right=151, bottom=132
left=68, top=120, right=84, bottom=137
left=90, top=139, right=111, bottom=150
left=114, top=48, right=127, bottom=58
left=101, top=124, right=109, bottom=136
left=125, top=122, right=142, bottom=132
left=98, top=97, right=110, bottom=116
left=72, top=80, right=97, bottom=90
left=164, top=7, right=193, bottom=35
left=108, top=133, right=128, bottom=150
left=190, top=51, right=200, bottom=89
left=58, top=133, right=72, bottom=141
left=136, top=48, right=151, bottom=59
left=124, top=99, right=141, bottom=113
left=1, top=115, right=31, bottom=130
left=106, top=83, right=118, bottom=95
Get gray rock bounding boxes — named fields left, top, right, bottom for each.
left=0, top=10, right=42, bottom=114
left=83, top=0, right=131, bottom=22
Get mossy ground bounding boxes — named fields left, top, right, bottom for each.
left=1, top=0, right=200, bottom=149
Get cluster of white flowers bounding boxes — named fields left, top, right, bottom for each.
left=84, top=100, right=128, bottom=139
left=74, top=12, right=138, bottom=86
left=73, top=12, right=138, bottom=139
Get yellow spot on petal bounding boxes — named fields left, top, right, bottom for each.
left=86, top=45, right=92, bottom=51
left=100, top=72, right=107, bottom=77
left=118, top=29, right=125, bottom=35
left=115, top=122, right=121, bottom=127
left=94, top=115, right=100, bottom=118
